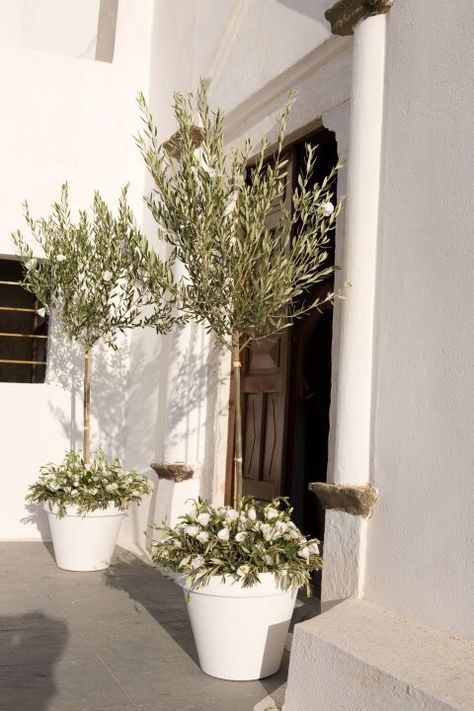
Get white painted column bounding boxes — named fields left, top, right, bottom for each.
left=323, top=14, right=388, bottom=603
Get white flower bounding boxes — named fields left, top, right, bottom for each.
left=190, top=555, right=204, bottom=570
left=196, top=531, right=209, bottom=544
left=308, top=542, right=320, bottom=555
left=260, top=523, right=273, bottom=541
left=234, top=531, right=247, bottom=543
left=89, top=487, right=98, bottom=495
left=226, top=508, right=239, bottom=522
left=237, top=565, right=250, bottom=577
left=71, top=490, right=79, bottom=497
left=298, top=546, right=310, bottom=561
left=55, top=254, right=66, bottom=263
left=266, top=507, right=279, bottom=520
left=196, top=513, right=211, bottom=527
left=105, top=483, right=118, bottom=492
left=103, top=270, right=113, bottom=282
left=217, top=527, right=230, bottom=541
left=264, top=555, right=274, bottom=566
left=184, top=525, right=199, bottom=537
left=321, top=201, right=335, bottom=217
left=25, top=258, right=37, bottom=270
left=247, top=508, right=257, bottom=521
left=36, top=307, right=46, bottom=318
left=288, top=527, right=300, bottom=539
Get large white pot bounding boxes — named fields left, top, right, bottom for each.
left=182, top=573, right=297, bottom=680
left=45, top=503, right=124, bottom=572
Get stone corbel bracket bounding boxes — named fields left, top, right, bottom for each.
left=150, top=462, right=194, bottom=482
left=309, top=482, right=378, bottom=517
left=325, top=0, right=394, bottom=36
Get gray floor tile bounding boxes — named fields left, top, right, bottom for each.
left=0, top=543, right=289, bottom=711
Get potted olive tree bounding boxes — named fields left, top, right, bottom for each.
left=13, top=184, right=177, bottom=571
left=137, top=82, right=344, bottom=679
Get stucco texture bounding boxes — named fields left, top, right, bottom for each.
left=366, top=0, right=474, bottom=640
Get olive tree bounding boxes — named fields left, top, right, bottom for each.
left=13, top=184, right=177, bottom=464
left=137, top=82, right=344, bottom=501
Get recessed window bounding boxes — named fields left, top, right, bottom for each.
left=23, top=0, right=118, bottom=63
left=0, top=259, right=48, bottom=384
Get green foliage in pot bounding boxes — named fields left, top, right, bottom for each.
left=137, top=80, right=345, bottom=503
left=153, top=497, right=322, bottom=593
left=26, top=450, right=151, bottom=518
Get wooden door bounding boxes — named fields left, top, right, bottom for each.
left=226, top=154, right=294, bottom=503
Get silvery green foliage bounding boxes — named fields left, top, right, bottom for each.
left=153, top=497, right=323, bottom=593
left=137, top=80, right=343, bottom=350
left=12, top=184, right=178, bottom=350
left=26, top=450, right=151, bottom=518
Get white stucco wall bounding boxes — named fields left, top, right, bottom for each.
left=0, top=0, right=155, bottom=540
left=365, top=0, right=474, bottom=640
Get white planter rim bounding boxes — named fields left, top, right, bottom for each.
left=44, top=502, right=124, bottom=518
left=180, top=571, right=299, bottom=598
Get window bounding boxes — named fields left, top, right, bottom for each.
left=0, top=259, right=48, bottom=384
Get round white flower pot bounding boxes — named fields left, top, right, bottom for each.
left=45, top=503, right=124, bottom=572
left=182, top=573, right=297, bottom=681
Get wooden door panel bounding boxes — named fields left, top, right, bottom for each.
left=241, top=331, right=288, bottom=501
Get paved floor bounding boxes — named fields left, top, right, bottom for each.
left=0, top=542, right=318, bottom=711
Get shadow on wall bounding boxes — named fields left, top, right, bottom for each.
left=0, top=612, right=67, bottom=711
left=164, top=324, right=228, bottom=502
left=47, top=332, right=129, bottom=460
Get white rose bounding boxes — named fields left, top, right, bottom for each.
left=105, top=483, right=118, bottom=492
left=288, top=528, right=300, bottom=539
left=260, top=523, right=273, bottom=541
left=234, top=531, right=247, bottom=543
left=56, top=254, right=66, bottom=263
left=184, top=525, right=199, bottom=537
left=196, top=513, right=211, bottom=527
left=266, top=507, right=279, bottom=520
left=190, top=555, right=204, bottom=570
left=321, top=201, right=335, bottom=217
left=196, top=531, right=209, bottom=544
left=298, top=547, right=310, bottom=561
left=217, top=527, right=230, bottom=541
left=237, top=565, right=250, bottom=577
left=89, top=488, right=98, bottom=495
left=226, top=509, right=239, bottom=521
left=103, top=270, right=113, bottom=282
left=71, top=490, right=79, bottom=497
left=247, top=508, right=257, bottom=521
left=308, top=542, right=320, bottom=555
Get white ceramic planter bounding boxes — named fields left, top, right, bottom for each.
left=45, top=503, right=124, bottom=572
left=182, top=573, right=297, bottom=680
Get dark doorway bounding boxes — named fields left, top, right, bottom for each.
left=226, top=127, right=338, bottom=544
left=284, top=130, right=338, bottom=541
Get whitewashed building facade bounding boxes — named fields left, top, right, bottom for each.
left=0, top=1, right=473, bottom=708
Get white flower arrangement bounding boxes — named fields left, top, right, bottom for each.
left=26, top=450, right=151, bottom=518
left=152, top=498, right=323, bottom=592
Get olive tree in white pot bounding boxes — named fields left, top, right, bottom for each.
left=137, top=82, right=344, bottom=680
left=13, top=184, right=177, bottom=571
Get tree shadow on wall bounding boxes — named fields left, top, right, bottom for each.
left=0, top=612, right=67, bottom=711
left=163, top=324, right=229, bottom=501
left=46, top=328, right=129, bottom=460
